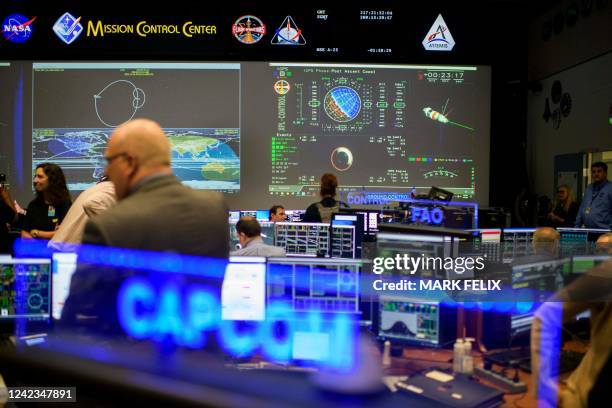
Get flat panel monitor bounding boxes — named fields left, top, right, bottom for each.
left=330, top=224, right=357, bottom=259
left=509, top=258, right=569, bottom=338
left=465, top=228, right=501, bottom=262
left=557, top=227, right=610, bottom=256
left=274, top=222, right=330, bottom=257
left=222, top=259, right=266, bottom=321
left=501, top=228, right=536, bottom=263
left=337, top=209, right=381, bottom=239
left=266, top=258, right=360, bottom=314
left=571, top=255, right=611, bottom=274
left=284, top=210, right=305, bottom=222
left=331, top=213, right=363, bottom=258
left=0, top=259, right=52, bottom=326
left=51, top=252, right=77, bottom=320
left=376, top=295, right=457, bottom=348
left=376, top=232, right=453, bottom=278
left=239, top=210, right=272, bottom=222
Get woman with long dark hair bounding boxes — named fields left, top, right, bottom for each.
left=21, top=163, right=72, bottom=239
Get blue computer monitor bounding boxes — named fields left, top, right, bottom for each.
left=256, top=210, right=270, bottom=222
left=239, top=210, right=270, bottom=222
left=266, top=257, right=362, bottom=365
left=1, top=259, right=52, bottom=332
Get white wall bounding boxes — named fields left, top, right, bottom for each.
left=526, top=51, right=612, bottom=198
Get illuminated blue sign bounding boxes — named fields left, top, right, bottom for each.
left=411, top=206, right=444, bottom=225
left=117, top=276, right=356, bottom=370
left=346, top=191, right=412, bottom=205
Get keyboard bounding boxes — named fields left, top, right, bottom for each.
left=485, top=348, right=531, bottom=366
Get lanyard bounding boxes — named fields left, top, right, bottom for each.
left=592, top=182, right=607, bottom=203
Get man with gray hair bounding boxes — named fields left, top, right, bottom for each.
left=62, top=119, right=229, bottom=326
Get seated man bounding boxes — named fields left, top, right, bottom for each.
left=532, top=227, right=560, bottom=257
left=231, top=217, right=285, bottom=257
left=269, top=205, right=286, bottom=222
left=595, top=232, right=612, bottom=254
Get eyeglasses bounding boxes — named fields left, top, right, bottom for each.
left=104, top=152, right=129, bottom=166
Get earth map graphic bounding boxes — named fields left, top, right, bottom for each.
left=324, top=86, right=361, bottom=122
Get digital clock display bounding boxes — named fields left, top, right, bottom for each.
left=359, top=10, right=393, bottom=21
left=420, top=71, right=466, bottom=84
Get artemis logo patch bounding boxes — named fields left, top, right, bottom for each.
left=423, top=14, right=455, bottom=51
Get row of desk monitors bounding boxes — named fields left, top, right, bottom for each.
left=469, top=227, right=611, bottom=262
left=229, top=209, right=382, bottom=237
left=229, top=210, right=306, bottom=223
left=229, top=211, right=382, bottom=259
left=2, top=252, right=609, bottom=352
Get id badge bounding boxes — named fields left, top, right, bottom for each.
left=585, top=207, right=590, bottom=215
left=48, top=205, right=56, bottom=217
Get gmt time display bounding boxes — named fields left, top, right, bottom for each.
left=359, top=10, right=393, bottom=21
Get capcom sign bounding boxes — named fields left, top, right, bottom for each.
left=117, top=276, right=356, bottom=369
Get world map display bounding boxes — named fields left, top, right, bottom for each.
left=32, top=128, right=240, bottom=191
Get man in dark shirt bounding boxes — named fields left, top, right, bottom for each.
left=303, top=173, right=348, bottom=223
left=21, top=163, right=71, bottom=240
left=61, top=119, right=229, bottom=337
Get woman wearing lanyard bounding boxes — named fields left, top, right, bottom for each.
left=21, top=163, right=72, bottom=240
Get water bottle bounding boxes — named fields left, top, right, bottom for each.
left=453, top=339, right=464, bottom=373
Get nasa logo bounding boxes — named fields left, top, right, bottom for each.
left=2, top=14, right=36, bottom=43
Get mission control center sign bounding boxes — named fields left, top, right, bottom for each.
left=86, top=19, right=217, bottom=38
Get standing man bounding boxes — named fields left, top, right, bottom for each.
left=61, top=119, right=229, bottom=328
left=576, top=162, right=612, bottom=229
